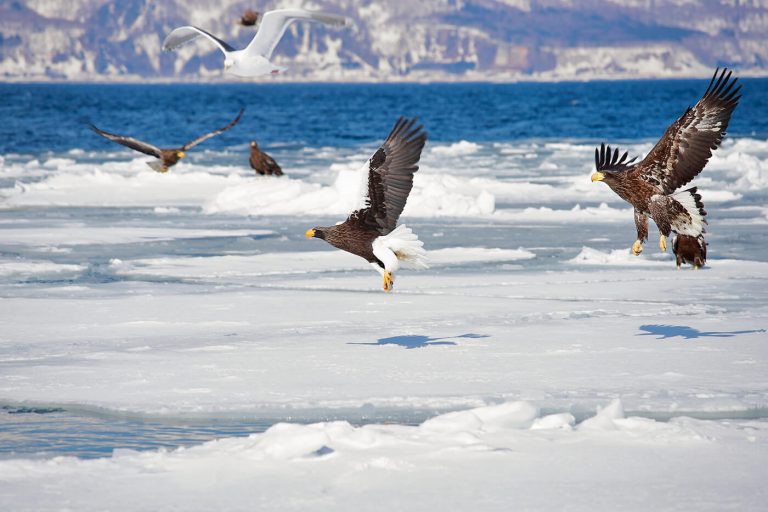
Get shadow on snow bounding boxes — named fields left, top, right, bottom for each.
left=349, top=333, right=489, bottom=349
left=637, top=324, right=766, bottom=340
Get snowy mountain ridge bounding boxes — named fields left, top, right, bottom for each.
left=1, top=0, right=767, bottom=81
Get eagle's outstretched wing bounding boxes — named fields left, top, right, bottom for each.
left=89, top=124, right=163, bottom=158
left=181, top=108, right=244, bottom=151
left=595, top=143, right=638, bottom=172
left=635, top=68, right=741, bottom=194
left=348, top=117, right=427, bottom=235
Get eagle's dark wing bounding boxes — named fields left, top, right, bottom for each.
left=347, top=117, right=427, bottom=235
left=181, top=108, right=244, bottom=150
left=595, top=143, right=638, bottom=172
left=636, top=68, right=741, bottom=194
left=89, top=124, right=163, bottom=158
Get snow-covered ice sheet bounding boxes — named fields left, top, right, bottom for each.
left=1, top=400, right=766, bottom=511
left=1, top=137, right=767, bottom=510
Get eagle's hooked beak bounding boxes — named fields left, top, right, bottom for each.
left=591, top=172, right=605, bottom=182
left=305, top=229, right=316, bottom=238
left=177, top=151, right=185, bottom=158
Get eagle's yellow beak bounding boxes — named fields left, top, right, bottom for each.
left=177, top=151, right=185, bottom=158
left=305, top=229, right=316, bottom=238
left=591, top=172, right=605, bottom=182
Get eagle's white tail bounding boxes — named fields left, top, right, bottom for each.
left=372, top=224, right=429, bottom=271
left=147, top=160, right=167, bottom=173
left=673, top=187, right=707, bottom=237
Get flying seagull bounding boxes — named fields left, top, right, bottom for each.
left=673, top=234, right=707, bottom=270
left=249, top=141, right=283, bottom=176
left=90, top=108, right=244, bottom=173
left=306, top=117, right=428, bottom=292
left=163, top=8, right=347, bottom=77
left=591, top=68, right=741, bottom=255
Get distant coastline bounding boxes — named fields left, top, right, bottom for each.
left=3, top=68, right=768, bottom=85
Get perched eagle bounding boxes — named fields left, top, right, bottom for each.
left=306, top=117, right=428, bottom=292
left=90, top=109, right=244, bottom=173
left=673, top=234, right=707, bottom=270
left=591, top=68, right=741, bottom=255
left=239, top=9, right=260, bottom=26
left=249, top=141, right=283, bottom=176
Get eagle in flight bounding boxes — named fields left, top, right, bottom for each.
left=90, top=108, right=244, bottom=173
left=591, top=68, right=741, bottom=255
left=305, top=117, right=428, bottom=292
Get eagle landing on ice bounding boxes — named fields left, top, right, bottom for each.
left=591, top=68, right=741, bottom=256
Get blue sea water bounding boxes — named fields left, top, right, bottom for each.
left=1, top=78, right=766, bottom=155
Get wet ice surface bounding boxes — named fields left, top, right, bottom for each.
left=1, top=136, right=767, bottom=510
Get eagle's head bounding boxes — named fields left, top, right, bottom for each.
left=250, top=141, right=258, bottom=149
left=305, top=228, right=326, bottom=240
left=591, top=144, right=636, bottom=187
left=591, top=170, right=616, bottom=183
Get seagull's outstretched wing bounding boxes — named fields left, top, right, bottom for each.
left=163, top=26, right=236, bottom=56
left=89, top=124, right=163, bottom=158
left=244, top=9, right=346, bottom=59
left=181, top=108, right=244, bottom=151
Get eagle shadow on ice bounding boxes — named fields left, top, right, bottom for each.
left=349, top=333, right=489, bottom=349
left=637, top=324, right=766, bottom=340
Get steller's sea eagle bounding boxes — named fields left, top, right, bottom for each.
left=90, top=109, right=243, bottom=173
left=305, top=117, right=428, bottom=292
left=591, top=68, right=741, bottom=255
left=673, top=234, right=707, bottom=270
left=249, top=141, right=283, bottom=176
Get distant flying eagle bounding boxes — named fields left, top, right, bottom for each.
left=163, top=9, right=347, bottom=77
left=673, top=234, right=707, bottom=270
left=591, top=68, right=740, bottom=255
left=90, top=109, right=244, bottom=173
left=306, top=117, right=428, bottom=292
left=239, top=9, right=260, bottom=26
left=249, top=141, right=283, bottom=176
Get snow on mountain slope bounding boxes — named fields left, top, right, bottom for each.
left=1, top=0, right=767, bottom=81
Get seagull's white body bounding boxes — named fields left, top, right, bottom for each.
left=163, top=9, right=347, bottom=77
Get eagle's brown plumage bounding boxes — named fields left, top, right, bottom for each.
left=306, top=117, right=428, bottom=291
left=249, top=141, right=283, bottom=176
left=239, top=9, right=260, bottom=26
left=673, top=234, right=707, bottom=269
left=592, top=68, right=740, bottom=255
left=90, top=108, right=244, bottom=173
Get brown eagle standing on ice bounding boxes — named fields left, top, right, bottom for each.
left=673, top=234, right=707, bottom=270
left=249, top=141, right=283, bottom=176
left=591, top=68, right=741, bottom=256
left=305, top=117, right=428, bottom=292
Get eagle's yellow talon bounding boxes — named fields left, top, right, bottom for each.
left=631, top=240, right=643, bottom=256
left=659, top=235, right=667, bottom=252
left=383, top=271, right=394, bottom=292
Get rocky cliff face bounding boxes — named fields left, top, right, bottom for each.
left=1, top=0, right=766, bottom=81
